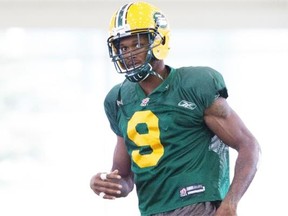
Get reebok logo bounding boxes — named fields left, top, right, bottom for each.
left=178, top=100, right=197, bottom=110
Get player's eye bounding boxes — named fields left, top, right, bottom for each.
left=119, top=46, right=128, bottom=53
left=136, top=42, right=146, bottom=49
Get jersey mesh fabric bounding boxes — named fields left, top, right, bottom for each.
left=104, top=66, right=230, bottom=215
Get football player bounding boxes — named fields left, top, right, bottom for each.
left=90, top=2, right=261, bottom=216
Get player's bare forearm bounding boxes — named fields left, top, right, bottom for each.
left=215, top=140, right=260, bottom=215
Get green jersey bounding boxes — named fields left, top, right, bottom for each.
left=104, top=66, right=230, bottom=215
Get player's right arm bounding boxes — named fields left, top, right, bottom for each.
left=90, top=135, right=134, bottom=199
left=111, top=135, right=134, bottom=197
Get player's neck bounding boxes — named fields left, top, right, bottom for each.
left=139, top=62, right=169, bottom=95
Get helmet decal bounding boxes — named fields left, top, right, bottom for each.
left=154, top=12, right=168, bottom=28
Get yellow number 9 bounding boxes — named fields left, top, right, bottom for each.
left=127, top=110, right=164, bottom=168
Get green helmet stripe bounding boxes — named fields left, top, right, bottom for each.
left=115, top=3, right=133, bottom=27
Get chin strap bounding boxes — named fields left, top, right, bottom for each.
left=125, top=63, right=164, bottom=82
left=148, top=69, right=164, bottom=81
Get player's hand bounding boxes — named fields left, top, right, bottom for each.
left=90, top=169, right=123, bottom=200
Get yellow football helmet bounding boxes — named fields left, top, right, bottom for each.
left=107, top=1, right=170, bottom=82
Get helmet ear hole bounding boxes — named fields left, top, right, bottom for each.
left=161, top=36, right=166, bottom=45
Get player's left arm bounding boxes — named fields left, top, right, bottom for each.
left=204, top=97, right=261, bottom=215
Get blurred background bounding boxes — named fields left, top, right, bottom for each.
left=0, top=0, right=287, bottom=215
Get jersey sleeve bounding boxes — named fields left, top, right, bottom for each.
left=181, top=66, right=228, bottom=110
left=104, top=83, right=123, bottom=137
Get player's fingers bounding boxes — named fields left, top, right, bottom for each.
left=91, top=175, right=122, bottom=192
left=108, top=169, right=121, bottom=180
left=96, top=185, right=122, bottom=198
left=101, top=193, right=116, bottom=200
left=100, top=173, right=108, bottom=181
left=99, top=170, right=121, bottom=181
